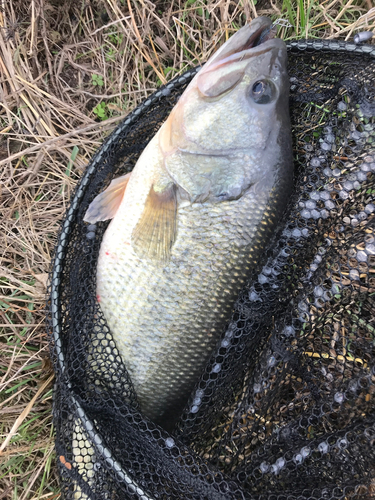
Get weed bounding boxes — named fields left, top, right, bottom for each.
left=92, top=101, right=109, bottom=120
left=92, top=74, right=104, bottom=87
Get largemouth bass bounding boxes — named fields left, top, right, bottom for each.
left=84, top=16, right=293, bottom=430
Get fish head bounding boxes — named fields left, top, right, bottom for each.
left=160, top=17, right=292, bottom=203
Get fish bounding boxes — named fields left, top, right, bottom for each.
left=84, top=16, right=294, bottom=431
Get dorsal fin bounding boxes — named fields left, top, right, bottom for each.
left=83, top=173, right=131, bottom=223
left=131, top=183, right=177, bottom=263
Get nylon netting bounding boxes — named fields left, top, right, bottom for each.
left=48, top=40, right=375, bottom=500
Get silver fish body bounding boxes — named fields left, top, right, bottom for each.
left=85, top=17, right=293, bottom=430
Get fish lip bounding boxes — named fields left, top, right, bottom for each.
left=239, top=17, right=277, bottom=51
left=205, top=18, right=286, bottom=72
left=213, top=38, right=286, bottom=70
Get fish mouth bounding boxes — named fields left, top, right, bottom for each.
left=203, top=17, right=284, bottom=73
left=196, top=18, right=285, bottom=98
left=234, top=19, right=277, bottom=52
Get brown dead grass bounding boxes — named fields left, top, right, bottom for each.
left=0, top=0, right=374, bottom=497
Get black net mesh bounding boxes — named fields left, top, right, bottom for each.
left=48, top=40, right=375, bottom=500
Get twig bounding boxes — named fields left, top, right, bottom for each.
left=91, top=16, right=131, bottom=35
left=125, top=0, right=167, bottom=84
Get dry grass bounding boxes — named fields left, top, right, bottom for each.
left=0, top=0, right=374, bottom=497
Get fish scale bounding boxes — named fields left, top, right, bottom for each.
left=85, top=16, right=293, bottom=430
left=97, top=173, right=290, bottom=428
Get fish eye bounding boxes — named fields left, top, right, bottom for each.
left=250, top=79, right=276, bottom=104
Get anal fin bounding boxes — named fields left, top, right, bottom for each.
left=83, top=172, right=131, bottom=223
left=132, top=183, right=177, bottom=263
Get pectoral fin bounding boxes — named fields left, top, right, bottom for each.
left=132, top=183, right=177, bottom=262
left=83, top=173, right=131, bottom=223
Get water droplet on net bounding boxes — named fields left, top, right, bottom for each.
left=268, top=356, right=276, bottom=367
left=310, top=191, right=321, bottom=200
left=275, top=457, right=285, bottom=470
left=356, top=171, right=368, bottom=182
left=271, top=464, right=279, bottom=474
left=325, top=200, right=336, bottom=210
left=161, top=87, right=171, bottom=97
left=165, top=437, right=175, bottom=448
left=334, top=392, right=345, bottom=404
left=298, top=301, right=308, bottom=312
left=306, top=200, right=316, bottom=209
left=249, top=290, right=262, bottom=302
left=351, top=218, right=359, bottom=227
left=253, top=383, right=262, bottom=393
left=325, top=133, right=335, bottom=143
left=320, top=191, right=330, bottom=201
left=349, top=380, right=358, bottom=392
left=262, top=266, right=273, bottom=276
left=361, top=162, right=371, bottom=172
left=349, top=269, right=360, bottom=280
left=301, top=209, right=311, bottom=219
left=260, top=462, right=269, bottom=473
left=318, top=442, right=329, bottom=454
left=351, top=131, right=361, bottom=141
left=357, top=250, right=368, bottom=262
left=323, top=168, right=333, bottom=177
left=282, top=325, right=295, bottom=337
left=321, top=142, right=331, bottom=151
left=193, top=390, right=203, bottom=405
left=337, top=438, right=348, bottom=449
left=339, top=190, right=349, bottom=200
left=221, top=338, right=230, bottom=348
left=310, top=157, right=321, bottom=167
left=301, top=446, right=311, bottom=458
